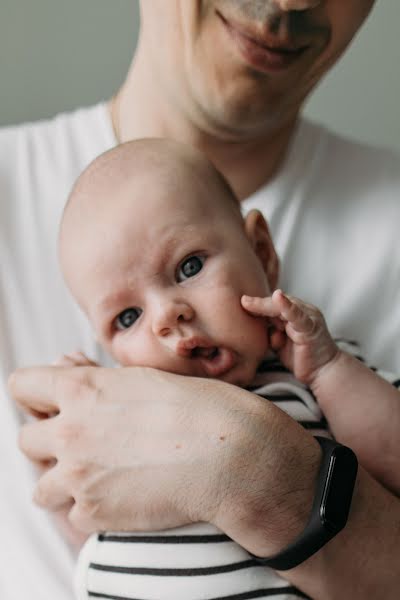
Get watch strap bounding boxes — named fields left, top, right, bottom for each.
left=250, top=436, right=358, bottom=571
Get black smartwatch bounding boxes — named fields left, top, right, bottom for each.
left=251, top=436, right=358, bottom=571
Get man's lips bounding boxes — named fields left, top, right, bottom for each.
left=217, top=11, right=310, bottom=72
left=176, top=337, right=236, bottom=378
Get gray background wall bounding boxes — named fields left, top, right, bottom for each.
left=1, top=0, right=399, bottom=152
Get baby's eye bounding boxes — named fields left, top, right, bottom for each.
left=114, top=307, right=142, bottom=330
left=177, top=255, right=205, bottom=282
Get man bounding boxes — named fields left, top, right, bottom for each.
left=3, top=1, right=400, bottom=599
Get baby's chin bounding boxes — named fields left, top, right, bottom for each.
left=218, top=360, right=260, bottom=388
left=111, top=348, right=263, bottom=388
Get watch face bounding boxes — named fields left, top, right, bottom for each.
left=321, top=446, right=358, bottom=532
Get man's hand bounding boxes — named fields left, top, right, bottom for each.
left=41, top=352, right=99, bottom=548
left=242, top=290, right=340, bottom=385
left=8, top=364, right=319, bottom=556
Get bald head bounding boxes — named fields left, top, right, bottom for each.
left=65, top=138, right=238, bottom=210
left=59, top=138, right=243, bottom=311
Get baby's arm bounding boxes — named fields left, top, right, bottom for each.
left=242, top=290, right=400, bottom=495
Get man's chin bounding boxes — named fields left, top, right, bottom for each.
left=200, top=91, right=291, bottom=142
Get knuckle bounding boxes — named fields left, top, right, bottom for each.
left=68, top=504, right=88, bottom=532
left=58, top=368, right=96, bottom=403
left=310, top=318, right=321, bottom=336
left=34, top=482, right=50, bottom=507
left=70, top=498, right=102, bottom=532
left=314, top=308, right=323, bottom=320
left=304, top=314, right=313, bottom=328
left=64, top=460, right=90, bottom=484
left=56, top=420, right=83, bottom=447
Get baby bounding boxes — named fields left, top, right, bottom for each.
left=57, top=139, right=399, bottom=600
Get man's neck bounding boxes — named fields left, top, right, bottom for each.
left=111, top=56, right=298, bottom=201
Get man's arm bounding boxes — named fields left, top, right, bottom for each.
left=9, top=365, right=400, bottom=599
left=285, top=466, right=400, bottom=599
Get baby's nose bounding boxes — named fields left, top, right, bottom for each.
left=152, top=300, right=194, bottom=337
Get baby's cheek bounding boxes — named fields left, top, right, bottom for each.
left=212, top=288, right=268, bottom=349
left=112, top=335, right=176, bottom=372
left=250, top=315, right=270, bottom=354
left=109, top=334, right=149, bottom=367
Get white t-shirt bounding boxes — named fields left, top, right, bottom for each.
left=0, top=104, right=115, bottom=600
left=1, top=103, right=399, bottom=600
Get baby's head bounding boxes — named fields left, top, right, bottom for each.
left=59, top=139, right=279, bottom=386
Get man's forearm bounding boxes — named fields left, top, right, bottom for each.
left=214, top=415, right=400, bottom=600
left=277, top=467, right=400, bottom=599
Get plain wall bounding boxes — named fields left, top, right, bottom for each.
left=1, top=0, right=399, bottom=152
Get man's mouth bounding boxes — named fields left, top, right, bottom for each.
left=217, top=11, right=311, bottom=72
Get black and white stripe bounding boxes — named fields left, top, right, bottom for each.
left=76, top=340, right=398, bottom=600
left=77, top=523, right=311, bottom=599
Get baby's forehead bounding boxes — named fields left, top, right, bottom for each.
left=62, top=140, right=242, bottom=249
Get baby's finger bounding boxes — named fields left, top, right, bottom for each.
left=53, top=352, right=98, bottom=367
left=53, top=355, right=78, bottom=367
left=241, top=295, right=281, bottom=318
left=270, top=316, right=286, bottom=332
left=269, top=328, right=286, bottom=351
left=273, top=290, right=315, bottom=334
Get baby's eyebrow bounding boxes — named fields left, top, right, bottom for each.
left=94, top=289, right=135, bottom=324
left=151, top=226, right=199, bottom=271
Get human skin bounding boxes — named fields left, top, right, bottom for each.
left=11, top=1, right=400, bottom=598
left=243, top=290, right=400, bottom=496
left=117, top=0, right=375, bottom=198
left=59, top=140, right=279, bottom=388
left=60, top=135, right=400, bottom=497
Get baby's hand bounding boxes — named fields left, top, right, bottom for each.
left=53, top=351, right=98, bottom=367
left=241, top=289, right=340, bottom=385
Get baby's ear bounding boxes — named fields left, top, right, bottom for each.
left=244, top=209, right=279, bottom=291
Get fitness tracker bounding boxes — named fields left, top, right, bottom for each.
left=251, top=436, right=358, bottom=571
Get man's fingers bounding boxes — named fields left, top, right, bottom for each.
left=68, top=502, right=97, bottom=534
left=18, top=418, right=57, bottom=462
left=33, top=465, right=72, bottom=510
left=8, top=367, right=60, bottom=415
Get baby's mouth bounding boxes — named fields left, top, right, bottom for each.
left=190, top=346, right=236, bottom=378
left=176, top=337, right=236, bottom=378
left=191, top=346, right=219, bottom=360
